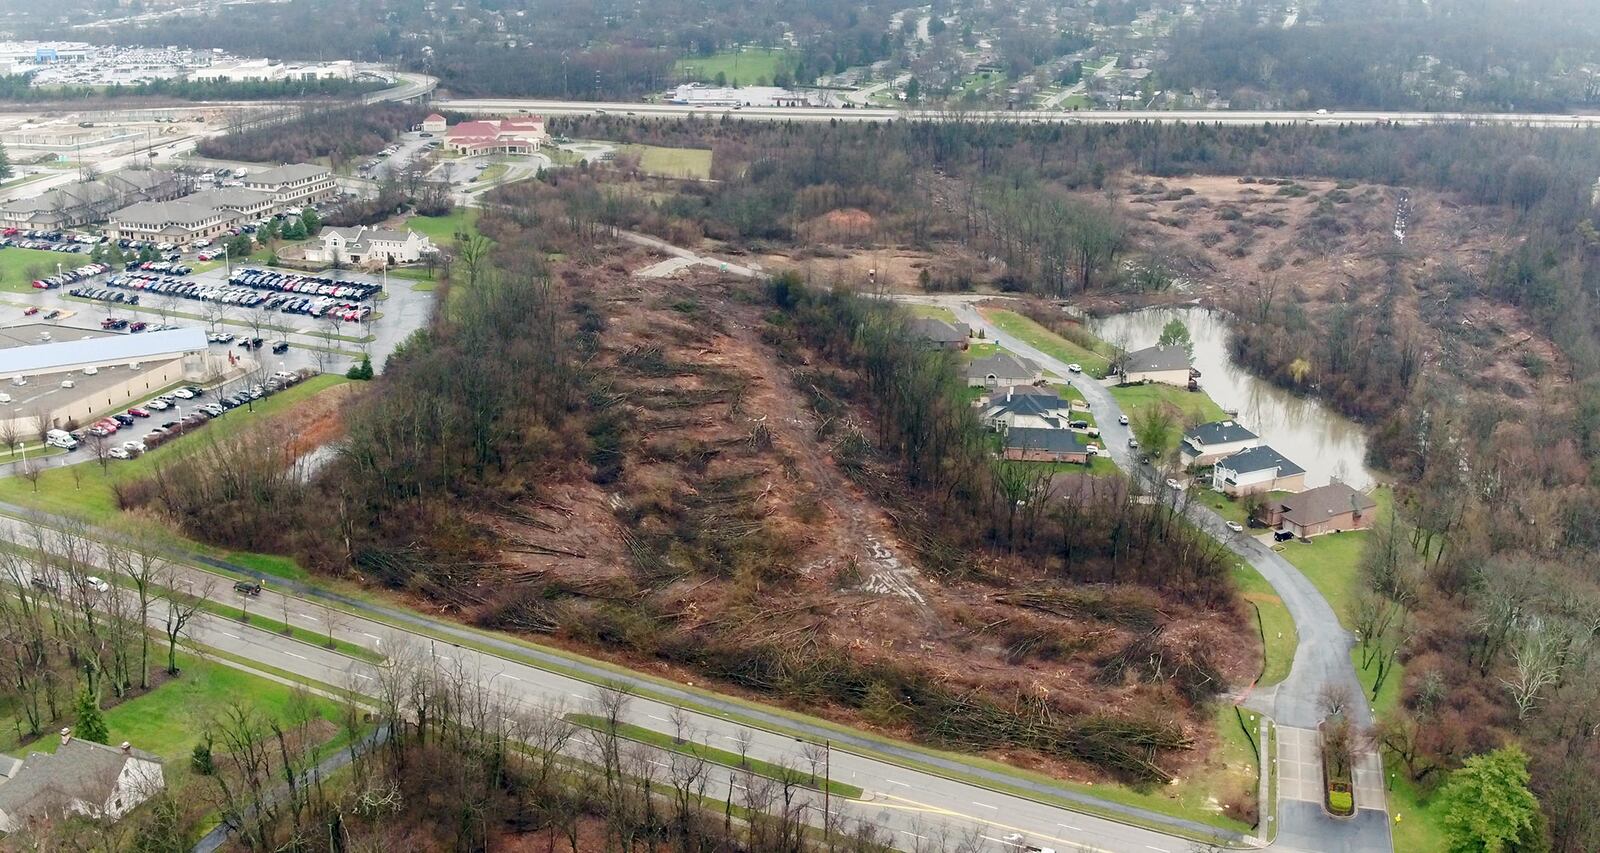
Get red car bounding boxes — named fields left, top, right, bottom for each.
left=128, top=407, right=150, bottom=418
left=31, top=280, right=47, bottom=289
left=23, top=306, right=38, bottom=316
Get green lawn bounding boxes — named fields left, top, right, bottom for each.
left=1, top=654, right=339, bottom=763
left=617, top=144, right=714, bottom=180
left=472, top=163, right=509, bottom=184
left=673, top=48, right=794, bottom=85
left=0, top=374, right=349, bottom=521
left=981, top=308, right=1114, bottom=378
left=905, top=303, right=958, bottom=322
left=220, top=549, right=309, bottom=582
left=0, top=247, right=80, bottom=293
left=962, top=341, right=1001, bottom=362
left=1232, top=560, right=1296, bottom=686
left=1109, top=381, right=1229, bottom=426
left=567, top=713, right=863, bottom=798
left=1196, top=489, right=1290, bottom=527
left=1354, top=645, right=1445, bottom=851
left=406, top=208, right=480, bottom=248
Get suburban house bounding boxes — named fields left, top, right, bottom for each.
left=966, top=352, right=1042, bottom=387
left=1002, top=427, right=1091, bottom=463
left=1180, top=420, right=1262, bottom=467
left=1120, top=344, right=1192, bottom=386
left=1260, top=482, right=1379, bottom=538
left=907, top=318, right=970, bottom=350
left=981, top=388, right=1072, bottom=431
left=0, top=730, right=165, bottom=833
left=304, top=226, right=434, bottom=266
left=443, top=115, right=549, bottom=155
left=1212, top=445, right=1307, bottom=496
left=421, top=113, right=448, bottom=133
left=242, top=164, right=337, bottom=208
left=0, top=170, right=181, bottom=230
left=106, top=200, right=243, bottom=247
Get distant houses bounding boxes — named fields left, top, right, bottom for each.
left=1119, top=344, right=1192, bottom=386
left=1211, top=445, right=1306, bottom=496
left=1259, top=482, right=1377, bottom=537
left=966, top=352, right=1042, bottom=387
left=1180, top=420, right=1261, bottom=467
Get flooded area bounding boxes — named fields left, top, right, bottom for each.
left=1090, top=306, right=1377, bottom=489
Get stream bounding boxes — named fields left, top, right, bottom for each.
left=1089, top=306, right=1377, bottom=489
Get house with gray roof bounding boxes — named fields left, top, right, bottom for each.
left=1002, top=427, right=1091, bottom=463
left=0, top=170, right=180, bottom=230
left=1212, top=445, right=1306, bottom=496
left=304, top=225, right=434, bottom=266
left=242, top=163, right=336, bottom=207
left=1120, top=344, right=1192, bottom=386
left=1180, top=420, right=1261, bottom=467
left=0, top=730, right=165, bottom=833
left=906, top=318, right=970, bottom=350
left=981, top=391, right=1070, bottom=431
left=966, top=352, right=1042, bottom=388
left=107, top=199, right=243, bottom=247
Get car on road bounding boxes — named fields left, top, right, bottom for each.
left=1118, top=414, right=1129, bottom=425
left=1165, top=478, right=1183, bottom=491
left=1127, top=437, right=1139, bottom=448
left=22, top=306, right=38, bottom=316
left=1066, top=363, right=1082, bottom=373
left=1226, top=521, right=1245, bottom=533
left=233, top=580, right=263, bottom=596
left=83, top=576, right=111, bottom=593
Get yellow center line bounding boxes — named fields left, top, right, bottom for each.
left=876, top=793, right=1121, bottom=853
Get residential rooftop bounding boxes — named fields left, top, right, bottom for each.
left=1218, top=444, right=1305, bottom=476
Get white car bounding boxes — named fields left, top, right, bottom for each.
left=1166, top=478, right=1183, bottom=491
left=121, top=440, right=146, bottom=454
left=1226, top=521, right=1245, bottom=533
left=1127, top=437, right=1139, bottom=449
left=172, top=388, right=196, bottom=399
left=1066, top=363, right=1082, bottom=373
left=83, top=576, right=111, bottom=593
left=1118, top=414, right=1129, bottom=425
left=108, top=447, right=131, bottom=460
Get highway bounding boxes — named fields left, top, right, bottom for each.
left=439, top=96, right=1600, bottom=127
left=0, top=508, right=1246, bottom=853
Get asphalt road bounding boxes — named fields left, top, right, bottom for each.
left=0, top=510, right=1241, bottom=853
left=440, top=97, right=1600, bottom=128
left=897, top=294, right=1393, bottom=853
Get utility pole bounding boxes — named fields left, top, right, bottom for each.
left=823, top=739, right=831, bottom=837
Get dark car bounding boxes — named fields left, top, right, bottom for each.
left=1273, top=530, right=1295, bottom=542
left=232, top=580, right=262, bottom=596
left=271, top=340, right=289, bottom=354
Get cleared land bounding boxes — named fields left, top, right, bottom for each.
left=406, top=208, right=480, bottom=248
left=1109, top=381, right=1229, bottom=426
left=617, top=144, right=714, bottom=180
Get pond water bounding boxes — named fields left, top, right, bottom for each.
left=1089, top=306, right=1377, bottom=489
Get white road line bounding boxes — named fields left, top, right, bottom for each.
left=1145, top=847, right=1169, bottom=853
left=220, top=632, right=241, bottom=640
left=296, top=612, right=316, bottom=621
left=353, top=673, right=372, bottom=681
left=897, top=830, right=925, bottom=841
left=647, top=714, right=668, bottom=723
left=499, top=672, right=520, bottom=681
left=972, top=801, right=998, bottom=810
left=1058, top=822, right=1081, bottom=832
left=362, top=632, right=382, bottom=640
left=284, top=651, right=307, bottom=660
left=887, top=779, right=910, bottom=787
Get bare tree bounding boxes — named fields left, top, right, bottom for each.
left=1503, top=617, right=1571, bottom=720
left=18, top=455, right=43, bottom=492
left=159, top=570, right=213, bottom=675
left=85, top=431, right=114, bottom=472
left=318, top=605, right=345, bottom=650
left=0, top=419, right=17, bottom=459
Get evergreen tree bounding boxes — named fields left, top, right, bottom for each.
left=1439, top=745, right=1546, bottom=853
left=74, top=689, right=109, bottom=744
left=0, top=142, right=11, bottom=182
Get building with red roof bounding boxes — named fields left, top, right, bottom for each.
left=421, top=113, right=447, bottom=133
left=443, top=115, right=548, bottom=155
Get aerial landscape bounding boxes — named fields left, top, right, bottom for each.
left=0, top=0, right=1594, bottom=851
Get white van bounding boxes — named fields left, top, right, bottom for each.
left=46, top=429, right=77, bottom=450
left=82, top=366, right=98, bottom=376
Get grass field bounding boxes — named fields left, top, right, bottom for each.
left=618, top=144, right=714, bottom=180
left=905, top=303, right=959, bottom=322
left=1355, top=644, right=1445, bottom=851
left=1, top=654, right=340, bottom=762
left=1109, top=381, right=1229, bottom=426
left=567, top=713, right=863, bottom=798
left=674, top=48, right=794, bottom=85
left=0, top=247, right=78, bottom=293
left=0, top=374, right=349, bottom=521
left=1232, top=560, right=1297, bottom=686
left=981, top=308, right=1114, bottom=377
left=406, top=208, right=480, bottom=248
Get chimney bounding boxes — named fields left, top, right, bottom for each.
left=120, top=742, right=132, bottom=755
left=1006, top=387, right=1013, bottom=402
left=60, top=727, right=71, bottom=745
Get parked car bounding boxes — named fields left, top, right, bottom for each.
left=1165, top=478, right=1183, bottom=491
left=1225, top=521, right=1245, bottom=533
left=1118, top=414, right=1130, bottom=425
left=1274, top=530, right=1296, bottom=542
left=1066, top=363, right=1082, bottom=373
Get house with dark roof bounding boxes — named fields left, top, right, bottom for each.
left=1260, top=482, right=1378, bottom=538
left=1002, top=427, right=1091, bottom=463
left=242, top=164, right=336, bottom=207
left=1180, top=420, right=1261, bottom=467
left=0, top=730, right=165, bottom=833
left=965, top=352, right=1042, bottom=388
left=981, top=389, right=1070, bottom=431
left=0, top=170, right=181, bottom=230
left=1120, top=344, right=1192, bottom=386
left=906, top=318, right=970, bottom=350
left=1212, top=445, right=1306, bottom=496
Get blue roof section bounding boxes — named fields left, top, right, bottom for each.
left=1218, top=444, right=1305, bottom=476
left=0, top=328, right=207, bottom=377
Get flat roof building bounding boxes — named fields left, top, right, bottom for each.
left=0, top=325, right=210, bottom=434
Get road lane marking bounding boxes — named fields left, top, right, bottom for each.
left=886, top=779, right=910, bottom=787
left=285, top=651, right=307, bottom=660
left=1058, top=822, right=1081, bottom=832
left=972, top=801, right=998, bottom=810
left=353, top=673, right=372, bottom=681
left=647, top=714, right=668, bottom=722
left=897, top=830, right=925, bottom=841
left=1145, top=847, right=1169, bottom=853
left=220, top=632, right=241, bottom=640
left=499, top=672, right=520, bottom=681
